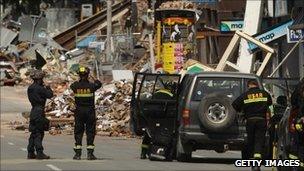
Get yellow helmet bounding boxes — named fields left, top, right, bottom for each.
left=77, top=66, right=90, bottom=76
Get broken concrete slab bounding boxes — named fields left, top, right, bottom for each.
left=21, top=43, right=51, bottom=60
left=0, top=26, right=18, bottom=47
left=112, top=70, right=133, bottom=81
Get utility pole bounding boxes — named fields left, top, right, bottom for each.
left=300, top=42, right=304, bottom=79
left=0, top=1, right=3, bottom=16
left=237, top=0, right=264, bottom=73
left=131, top=0, right=138, bottom=31
left=106, top=0, right=112, bottom=62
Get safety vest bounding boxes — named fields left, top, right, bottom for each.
left=155, top=89, right=173, bottom=97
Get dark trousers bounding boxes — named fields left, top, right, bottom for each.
left=290, top=132, right=304, bottom=170
left=27, top=132, right=44, bottom=153
left=246, top=117, right=267, bottom=158
left=142, top=130, right=151, bottom=147
left=74, top=106, right=96, bottom=146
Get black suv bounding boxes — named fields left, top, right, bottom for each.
left=176, top=72, right=265, bottom=161
left=130, top=72, right=266, bottom=161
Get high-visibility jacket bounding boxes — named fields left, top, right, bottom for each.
left=70, top=79, right=102, bottom=106
left=232, top=87, right=272, bottom=119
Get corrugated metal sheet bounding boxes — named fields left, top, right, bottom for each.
left=19, top=16, right=48, bottom=43
left=0, top=27, right=18, bottom=47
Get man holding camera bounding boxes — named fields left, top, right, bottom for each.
left=27, top=69, right=53, bottom=159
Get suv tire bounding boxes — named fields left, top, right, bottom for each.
left=176, top=135, right=191, bottom=162
left=198, top=94, right=236, bottom=132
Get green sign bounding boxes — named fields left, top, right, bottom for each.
left=220, top=20, right=244, bottom=32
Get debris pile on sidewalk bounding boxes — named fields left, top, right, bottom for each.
left=9, top=120, right=29, bottom=130
left=137, top=0, right=149, bottom=16
left=95, top=81, right=132, bottom=136
left=159, top=1, right=196, bottom=10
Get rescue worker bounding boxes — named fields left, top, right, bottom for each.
left=140, top=82, right=176, bottom=159
left=70, top=67, right=102, bottom=160
left=27, top=69, right=53, bottom=159
left=289, top=78, right=304, bottom=171
left=232, top=79, right=272, bottom=171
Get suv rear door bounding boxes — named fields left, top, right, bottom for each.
left=130, top=73, right=181, bottom=135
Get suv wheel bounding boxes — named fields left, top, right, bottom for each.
left=198, top=94, right=236, bottom=132
left=176, top=135, right=191, bottom=162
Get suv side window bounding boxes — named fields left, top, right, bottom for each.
left=139, top=75, right=156, bottom=99
left=192, top=77, right=242, bottom=101
left=139, top=75, right=180, bottom=100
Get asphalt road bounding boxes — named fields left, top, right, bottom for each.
left=0, top=86, right=31, bottom=114
left=0, top=86, right=272, bottom=171
left=1, top=129, right=249, bottom=171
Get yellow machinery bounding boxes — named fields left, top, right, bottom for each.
left=155, top=9, right=197, bottom=74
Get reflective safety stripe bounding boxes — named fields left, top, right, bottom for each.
left=253, top=153, right=262, bottom=159
left=295, top=124, right=303, bottom=131
left=155, top=89, right=173, bottom=97
left=288, top=154, right=299, bottom=159
left=87, top=145, right=95, bottom=149
left=74, top=145, right=82, bottom=149
left=244, top=98, right=268, bottom=104
left=269, top=105, right=274, bottom=117
left=75, top=93, right=94, bottom=97
left=141, top=144, right=149, bottom=149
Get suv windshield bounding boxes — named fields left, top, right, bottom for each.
left=192, top=77, right=242, bottom=101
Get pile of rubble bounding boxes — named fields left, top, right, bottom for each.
left=159, top=1, right=196, bottom=10
left=2, top=3, right=150, bottom=137
left=95, top=81, right=132, bottom=136
left=41, top=80, right=133, bottom=136
left=137, top=0, right=149, bottom=17
left=9, top=80, right=133, bottom=137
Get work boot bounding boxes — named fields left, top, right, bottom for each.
left=140, top=148, right=148, bottom=159
left=27, top=152, right=36, bottom=159
left=87, top=149, right=97, bottom=160
left=251, top=166, right=261, bottom=171
left=291, top=166, right=301, bottom=171
left=73, top=149, right=82, bottom=160
left=36, top=152, right=50, bottom=160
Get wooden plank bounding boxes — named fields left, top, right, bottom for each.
left=235, top=31, right=275, bottom=53
left=256, top=52, right=272, bottom=76
left=197, top=31, right=234, bottom=37
left=226, top=61, right=240, bottom=71
left=95, top=8, right=129, bottom=33
left=216, top=33, right=240, bottom=71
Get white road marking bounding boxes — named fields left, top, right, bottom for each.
left=228, top=151, right=241, bottom=154
left=192, top=154, right=206, bottom=158
left=46, top=164, right=62, bottom=171
left=20, top=148, right=27, bottom=152
left=8, top=142, right=14, bottom=146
